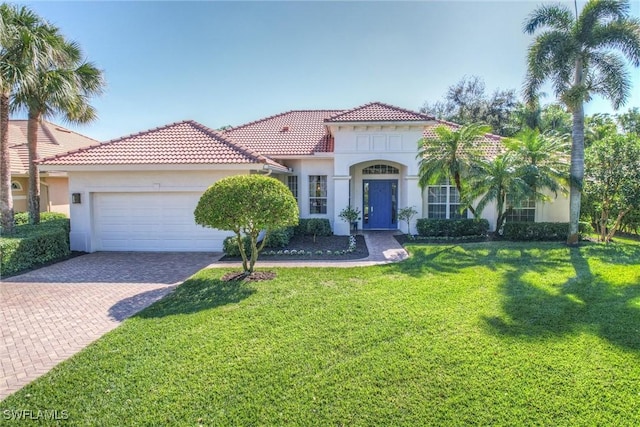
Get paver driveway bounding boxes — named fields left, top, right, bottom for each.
left=0, top=252, right=215, bottom=401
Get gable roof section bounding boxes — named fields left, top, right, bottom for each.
left=39, top=120, right=287, bottom=170
left=9, top=120, right=99, bottom=174
left=223, top=110, right=343, bottom=156
left=325, top=102, right=434, bottom=123
left=423, top=120, right=505, bottom=159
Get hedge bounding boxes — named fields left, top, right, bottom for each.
left=222, top=236, right=252, bottom=257
left=14, top=211, right=68, bottom=226
left=416, top=218, right=489, bottom=238
left=503, top=222, right=569, bottom=241
left=263, top=227, right=295, bottom=248
left=0, top=218, right=71, bottom=277
left=294, top=218, right=332, bottom=237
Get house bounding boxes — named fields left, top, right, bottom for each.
left=39, top=102, right=569, bottom=252
left=9, top=120, right=98, bottom=216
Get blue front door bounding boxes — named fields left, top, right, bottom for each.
left=363, top=180, right=397, bottom=229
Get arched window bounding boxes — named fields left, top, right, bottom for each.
left=362, top=164, right=399, bottom=175
left=11, top=181, right=22, bottom=191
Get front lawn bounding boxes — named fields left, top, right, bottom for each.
left=2, top=240, right=640, bottom=425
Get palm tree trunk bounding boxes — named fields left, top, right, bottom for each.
left=567, top=60, right=585, bottom=245
left=454, top=172, right=476, bottom=217
left=0, top=91, right=14, bottom=234
left=27, top=110, right=41, bottom=224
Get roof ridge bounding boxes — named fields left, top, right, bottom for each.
left=37, top=120, right=194, bottom=164
left=325, top=101, right=434, bottom=122
left=224, top=109, right=345, bottom=133
left=41, top=120, right=101, bottom=144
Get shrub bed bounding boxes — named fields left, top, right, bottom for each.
left=0, top=218, right=71, bottom=277
left=13, top=211, right=68, bottom=226
left=263, top=227, right=295, bottom=248
left=503, top=222, right=569, bottom=241
left=416, top=218, right=489, bottom=238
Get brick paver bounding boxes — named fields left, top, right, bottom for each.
left=0, top=252, right=215, bottom=401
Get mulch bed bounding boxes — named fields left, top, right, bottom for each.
left=219, top=234, right=368, bottom=262
left=221, top=271, right=277, bottom=282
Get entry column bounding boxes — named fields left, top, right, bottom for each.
left=333, top=175, right=351, bottom=235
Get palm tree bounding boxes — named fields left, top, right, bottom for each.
left=0, top=4, right=55, bottom=233
left=504, top=127, right=569, bottom=198
left=523, top=0, right=640, bottom=244
left=417, top=123, right=491, bottom=217
left=14, top=39, right=104, bottom=224
left=467, top=153, right=533, bottom=233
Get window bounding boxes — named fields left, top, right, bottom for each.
left=426, top=180, right=467, bottom=219
left=11, top=181, right=22, bottom=191
left=287, top=176, right=298, bottom=201
left=309, top=175, right=327, bottom=214
left=506, top=196, right=536, bottom=222
left=362, top=164, right=399, bottom=175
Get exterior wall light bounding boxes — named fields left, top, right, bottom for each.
left=72, top=193, right=82, bottom=204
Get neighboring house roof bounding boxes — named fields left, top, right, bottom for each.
left=8, top=120, right=99, bottom=174
left=325, top=102, right=434, bottom=123
left=223, top=110, right=343, bottom=156
left=422, top=120, right=505, bottom=159
left=39, top=120, right=288, bottom=171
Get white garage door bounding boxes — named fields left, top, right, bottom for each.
left=93, top=192, right=229, bottom=252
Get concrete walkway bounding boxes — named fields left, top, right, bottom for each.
left=0, top=253, right=214, bottom=401
left=0, top=232, right=407, bottom=401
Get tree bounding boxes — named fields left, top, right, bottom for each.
left=583, top=133, right=640, bottom=243
left=0, top=5, right=55, bottom=233
left=617, top=107, right=640, bottom=135
left=13, top=39, right=104, bottom=224
left=467, top=153, right=532, bottom=233
left=523, top=0, right=640, bottom=244
left=421, top=75, right=519, bottom=136
left=417, top=123, right=491, bottom=217
left=398, top=206, right=418, bottom=236
left=194, top=175, right=299, bottom=275
left=504, top=127, right=569, bottom=197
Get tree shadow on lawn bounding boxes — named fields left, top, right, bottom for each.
left=133, top=277, right=256, bottom=319
left=485, top=243, right=640, bottom=351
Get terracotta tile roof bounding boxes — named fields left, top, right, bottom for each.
left=39, top=120, right=287, bottom=170
left=8, top=120, right=99, bottom=174
left=325, top=102, right=434, bottom=123
left=422, top=120, right=505, bottom=159
left=223, top=110, right=343, bottom=156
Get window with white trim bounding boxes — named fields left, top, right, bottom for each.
left=309, top=175, right=327, bottom=214
left=287, top=176, right=298, bottom=201
left=362, top=164, right=399, bottom=175
left=506, top=196, right=536, bottom=222
left=426, top=180, right=467, bottom=219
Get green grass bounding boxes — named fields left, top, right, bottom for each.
left=2, top=240, right=640, bottom=425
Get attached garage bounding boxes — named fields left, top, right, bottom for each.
left=93, top=192, right=227, bottom=252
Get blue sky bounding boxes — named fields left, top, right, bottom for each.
left=22, top=1, right=640, bottom=141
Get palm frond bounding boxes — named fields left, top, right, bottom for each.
left=590, top=19, right=640, bottom=66
left=577, top=0, right=630, bottom=43
left=588, top=51, right=631, bottom=108
left=523, top=4, right=573, bottom=34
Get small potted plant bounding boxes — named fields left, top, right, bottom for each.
left=339, top=206, right=361, bottom=234
left=398, top=206, right=418, bottom=238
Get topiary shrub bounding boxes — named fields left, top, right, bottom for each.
left=263, top=227, right=295, bottom=248
left=503, top=222, right=569, bottom=241
left=305, top=219, right=332, bottom=242
left=195, top=175, right=299, bottom=274
left=416, top=218, right=489, bottom=238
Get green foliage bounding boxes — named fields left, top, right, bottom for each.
left=338, top=206, right=361, bottom=224
left=398, top=206, right=418, bottom=235
left=294, top=218, right=332, bottom=237
left=263, top=227, right=295, bottom=248
left=416, top=218, right=489, bottom=237
left=306, top=219, right=332, bottom=242
left=195, top=175, right=299, bottom=273
left=582, top=133, right=640, bottom=242
left=222, top=236, right=251, bottom=257
left=0, top=219, right=70, bottom=276
left=503, top=222, right=569, bottom=241
left=13, top=211, right=67, bottom=226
